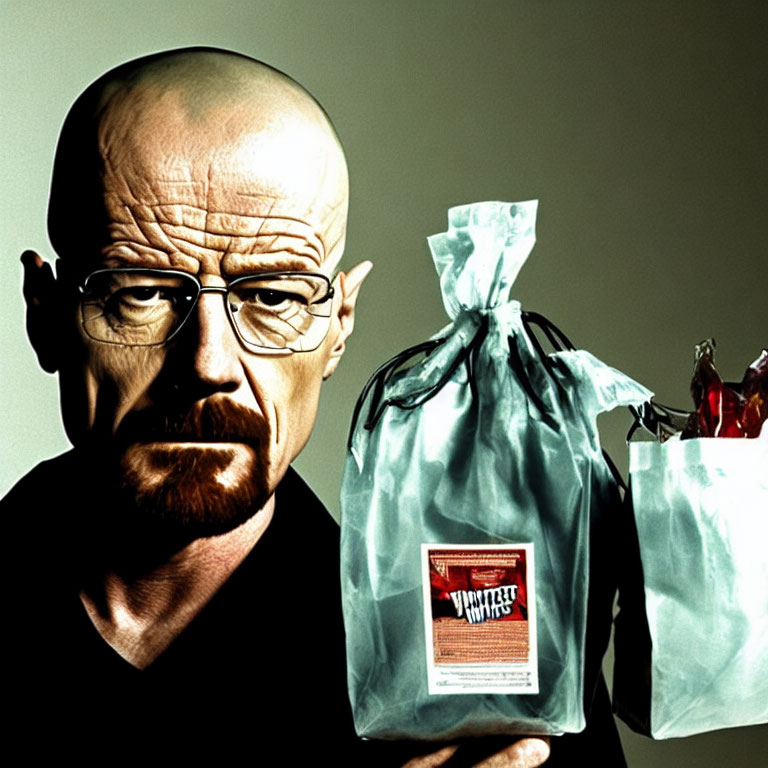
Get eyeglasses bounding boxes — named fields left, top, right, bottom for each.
left=78, top=268, right=335, bottom=352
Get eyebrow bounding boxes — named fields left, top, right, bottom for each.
left=222, top=255, right=329, bottom=276
left=98, top=247, right=200, bottom=273
left=96, top=249, right=329, bottom=277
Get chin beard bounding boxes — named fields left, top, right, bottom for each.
left=118, top=442, right=270, bottom=540
left=92, top=399, right=273, bottom=545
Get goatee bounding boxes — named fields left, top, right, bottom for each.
left=108, top=398, right=272, bottom=541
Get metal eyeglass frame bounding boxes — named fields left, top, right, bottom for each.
left=77, top=267, right=336, bottom=353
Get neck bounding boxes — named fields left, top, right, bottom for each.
left=79, top=494, right=275, bottom=669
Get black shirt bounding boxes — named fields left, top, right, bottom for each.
left=4, top=454, right=625, bottom=765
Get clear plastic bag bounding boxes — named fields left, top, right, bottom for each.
left=341, top=201, right=650, bottom=740
left=614, top=425, right=768, bottom=738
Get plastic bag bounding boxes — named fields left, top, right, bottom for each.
left=340, top=200, right=650, bottom=741
left=614, top=422, right=768, bottom=738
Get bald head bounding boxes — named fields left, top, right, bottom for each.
left=48, top=48, right=349, bottom=275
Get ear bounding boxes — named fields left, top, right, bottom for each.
left=322, top=260, right=372, bottom=380
left=21, top=250, right=60, bottom=373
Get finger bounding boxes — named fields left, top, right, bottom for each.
left=473, top=737, right=550, bottom=768
left=401, top=745, right=459, bottom=768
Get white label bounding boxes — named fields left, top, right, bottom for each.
left=421, top=543, right=538, bottom=695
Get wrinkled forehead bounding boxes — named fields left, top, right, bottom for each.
left=49, top=62, right=348, bottom=276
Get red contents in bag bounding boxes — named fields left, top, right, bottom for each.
left=682, top=340, right=768, bottom=439
left=741, top=350, right=768, bottom=438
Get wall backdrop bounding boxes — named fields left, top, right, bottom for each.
left=2, top=2, right=766, bottom=765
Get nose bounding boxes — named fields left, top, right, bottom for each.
left=187, top=289, right=244, bottom=394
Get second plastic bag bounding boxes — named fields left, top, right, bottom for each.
left=340, top=200, right=650, bottom=740
left=614, top=423, right=768, bottom=738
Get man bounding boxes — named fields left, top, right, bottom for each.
left=5, top=48, right=619, bottom=765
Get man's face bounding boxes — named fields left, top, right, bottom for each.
left=35, top=82, right=357, bottom=538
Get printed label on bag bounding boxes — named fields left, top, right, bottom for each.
left=422, top=543, right=538, bottom=695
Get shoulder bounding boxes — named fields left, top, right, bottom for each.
left=1, top=450, right=79, bottom=514
left=276, top=465, right=330, bottom=510
left=274, top=465, right=339, bottom=537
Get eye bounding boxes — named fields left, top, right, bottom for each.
left=116, top=286, right=170, bottom=306
left=257, top=288, right=302, bottom=306
left=107, top=285, right=180, bottom=313
left=235, top=287, right=308, bottom=310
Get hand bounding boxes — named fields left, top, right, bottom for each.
left=402, top=736, right=550, bottom=768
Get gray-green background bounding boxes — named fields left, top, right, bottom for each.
left=2, top=1, right=766, bottom=765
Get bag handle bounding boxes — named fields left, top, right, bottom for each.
left=349, top=309, right=601, bottom=441
left=347, top=317, right=490, bottom=447
left=627, top=401, right=691, bottom=443
left=521, top=311, right=630, bottom=490
left=522, top=310, right=577, bottom=355
left=347, top=307, right=636, bottom=498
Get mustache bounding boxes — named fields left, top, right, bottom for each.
left=115, top=398, right=270, bottom=445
